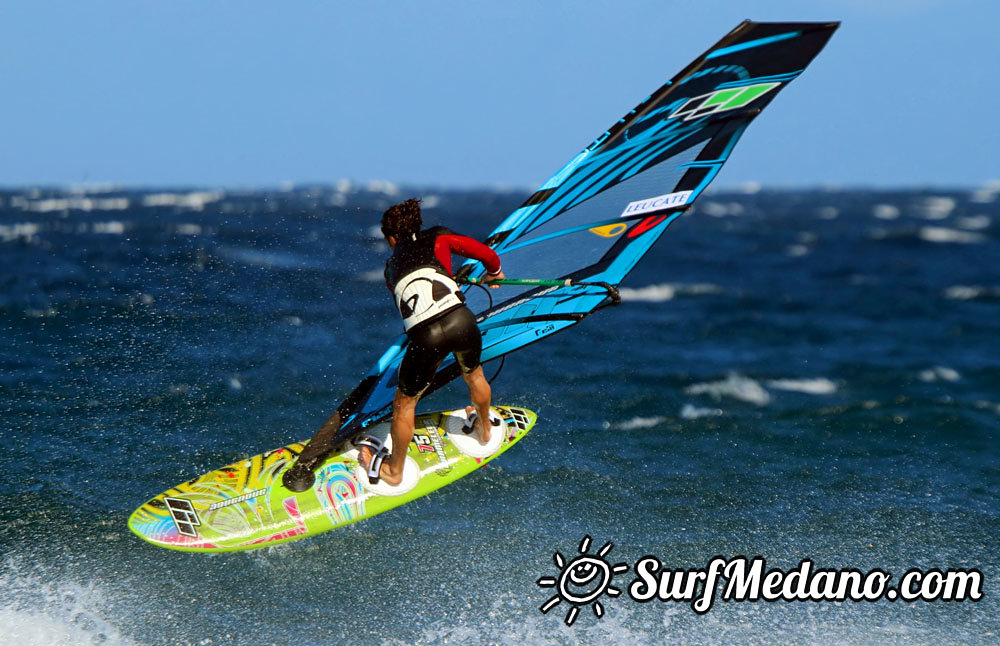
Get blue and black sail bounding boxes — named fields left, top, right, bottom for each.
left=284, top=20, right=839, bottom=488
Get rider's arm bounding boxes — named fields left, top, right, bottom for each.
left=435, top=233, right=502, bottom=276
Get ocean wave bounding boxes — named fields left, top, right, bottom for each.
left=765, top=378, right=838, bottom=395
left=0, top=222, right=41, bottom=243
left=619, top=283, right=723, bottom=303
left=957, top=215, right=991, bottom=231
left=92, top=221, right=126, bottom=234
left=872, top=204, right=900, bottom=220
left=973, top=400, right=1000, bottom=416
left=365, top=179, right=400, bottom=196
left=684, top=373, right=771, bottom=406
left=142, top=191, right=224, bottom=210
left=0, top=558, right=134, bottom=646
left=970, top=180, right=1000, bottom=203
left=696, top=201, right=744, bottom=217
left=384, top=599, right=668, bottom=646
left=606, top=415, right=668, bottom=430
left=680, top=404, right=724, bottom=420
left=10, top=196, right=130, bottom=213
left=358, top=268, right=385, bottom=282
left=174, top=223, right=204, bottom=235
left=216, top=246, right=323, bottom=269
left=917, top=366, right=960, bottom=383
left=943, top=285, right=1000, bottom=301
left=918, top=227, right=986, bottom=244
left=916, top=196, right=957, bottom=220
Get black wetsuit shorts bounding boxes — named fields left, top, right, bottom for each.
left=398, top=305, right=482, bottom=398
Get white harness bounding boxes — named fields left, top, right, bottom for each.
left=393, top=267, right=463, bottom=331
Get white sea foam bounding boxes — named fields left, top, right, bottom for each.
left=816, top=206, right=839, bottom=219
left=0, top=222, right=41, bottom=243
left=943, top=285, right=981, bottom=300
left=621, top=284, right=676, bottom=301
left=917, top=196, right=957, bottom=220
left=943, top=285, right=1000, bottom=300
left=365, top=179, right=400, bottom=196
left=680, top=404, right=724, bottom=420
left=684, top=373, right=771, bottom=406
left=0, top=560, right=134, bottom=646
left=68, top=182, right=124, bottom=194
left=15, top=197, right=130, bottom=213
left=973, top=400, right=1000, bottom=416
left=174, top=223, right=203, bottom=235
left=386, top=602, right=666, bottom=646
left=957, top=215, right=991, bottom=230
left=917, top=366, right=960, bottom=383
left=24, top=307, right=58, bottom=318
left=766, top=378, right=838, bottom=395
left=697, top=201, right=744, bottom=217
left=389, top=595, right=922, bottom=646
left=872, top=204, right=900, bottom=220
left=970, top=179, right=1000, bottom=203
left=92, top=221, right=125, bottom=234
left=610, top=415, right=668, bottom=430
left=785, top=244, right=810, bottom=257
left=619, top=283, right=723, bottom=303
left=218, top=247, right=319, bottom=269
left=918, top=227, right=985, bottom=244
left=359, top=268, right=385, bottom=282
left=142, top=191, right=224, bottom=210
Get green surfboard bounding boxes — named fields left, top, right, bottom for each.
left=128, top=406, right=536, bottom=553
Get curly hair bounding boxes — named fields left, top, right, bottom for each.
left=380, top=198, right=423, bottom=237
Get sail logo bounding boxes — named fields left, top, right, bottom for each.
left=670, top=82, right=780, bottom=121
left=620, top=191, right=692, bottom=218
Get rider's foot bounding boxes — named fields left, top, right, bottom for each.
left=358, top=444, right=403, bottom=486
left=465, top=406, right=492, bottom=444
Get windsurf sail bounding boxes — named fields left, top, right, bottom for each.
left=291, top=20, right=838, bottom=469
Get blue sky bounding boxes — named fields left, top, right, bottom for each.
left=1, top=0, right=996, bottom=189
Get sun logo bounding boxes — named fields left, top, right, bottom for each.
left=536, top=535, right=629, bottom=626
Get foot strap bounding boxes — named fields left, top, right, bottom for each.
left=355, top=436, right=389, bottom=484
left=463, top=410, right=502, bottom=435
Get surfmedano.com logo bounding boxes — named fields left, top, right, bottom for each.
left=536, top=536, right=630, bottom=626
left=536, top=537, right=984, bottom=626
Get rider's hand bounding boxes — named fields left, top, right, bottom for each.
left=482, top=271, right=505, bottom=288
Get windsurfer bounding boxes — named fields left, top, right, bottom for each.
left=359, top=198, right=505, bottom=485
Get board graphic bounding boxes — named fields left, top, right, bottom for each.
left=129, top=406, right=536, bottom=553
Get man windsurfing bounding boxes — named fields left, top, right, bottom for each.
left=358, top=198, right=505, bottom=486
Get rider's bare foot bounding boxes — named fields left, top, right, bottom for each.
left=357, top=444, right=403, bottom=486
left=465, top=406, right=491, bottom=444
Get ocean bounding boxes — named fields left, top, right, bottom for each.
left=1, top=183, right=998, bottom=645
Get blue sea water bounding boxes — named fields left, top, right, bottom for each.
left=1, top=184, right=999, bottom=645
